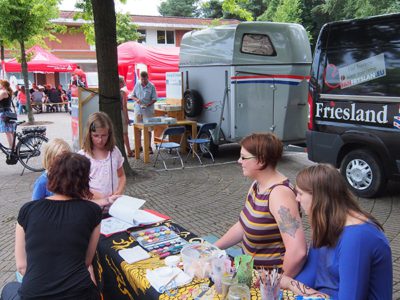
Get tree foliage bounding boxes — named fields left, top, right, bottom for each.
left=221, top=0, right=253, bottom=20
left=313, top=0, right=400, bottom=20
left=272, top=0, right=302, bottom=23
left=199, top=0, right=224, bottom=18
left=257, top=0, right=280, bottom=20
left=73, top=0, right=140, bottom=45
left=159, top=0, right=199, bottom=17
left=0, top=0, right=59, bottom=123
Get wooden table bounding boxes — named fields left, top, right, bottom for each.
left=133, top=120, right=197, bottom=163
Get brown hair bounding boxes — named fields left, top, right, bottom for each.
left=118, top=75, right=126, bottom=87
left=140, top=71, right=148, bottom=78
left=240, top=132, right=283, bottom=170
left=47, top=152, right=93, bottom=199
left=296, top=164, right=383, bottom=248
left=0, top=80, right=13, bottom=97
left=42, top=138, right=71, bottom=170
left=82, top=111, right=116, bottom=156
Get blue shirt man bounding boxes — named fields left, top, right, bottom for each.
left=128, top=71, right=158, bottom=153
left=129, top=71, right=157, bottom=123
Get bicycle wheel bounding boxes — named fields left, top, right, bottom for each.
left=16, top=133, right=48, bottom=172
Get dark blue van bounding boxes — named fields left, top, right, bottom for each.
left=306, top=13, right=400, bottom=197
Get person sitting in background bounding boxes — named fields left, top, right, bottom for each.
left=214, top=133, right=307, bottom=276
left=30, top=85, right=45, bottom=113
left=32, top=138, right=71, bottom=201
left=29, top=82, right=37, bottom=95
left=57, top=84, right=68, bottom=112
left=281, top=164, right=393, bottom=299
left=47, top=85, right=62, bottom=112
left=0, top=152, right=102, bottom=300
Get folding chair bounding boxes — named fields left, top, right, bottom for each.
left=186, top=122, right=217, bottom=165
left=153, top=126, right=186, bottom=170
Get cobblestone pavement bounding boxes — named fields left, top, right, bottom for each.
left=0, top=113, right=399, bottom=298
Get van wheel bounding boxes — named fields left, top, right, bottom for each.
left=340, top=149, right=386, bottom=198
left=184, top=89, right=203, bottom=117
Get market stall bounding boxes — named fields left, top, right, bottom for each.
left=117, top=42, right=179, bottom=98
left=4, top=45, right=76, bottom=73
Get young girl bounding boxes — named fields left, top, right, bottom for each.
left=281, top=164, right=392, bottom=299
left=32, top=138, right=71, bottom=201
left=79, top=112, right=126, bottom=200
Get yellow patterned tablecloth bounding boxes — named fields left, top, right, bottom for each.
left=94, top=221, right=299, bottom=300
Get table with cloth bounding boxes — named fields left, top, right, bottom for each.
left=94, top=220, right=301, bottom=300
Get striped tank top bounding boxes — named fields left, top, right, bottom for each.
left=239, top=179, right=295, bottom=267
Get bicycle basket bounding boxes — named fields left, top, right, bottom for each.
left=22, top=126, right=47, bottom=135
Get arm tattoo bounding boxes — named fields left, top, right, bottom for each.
left=290, top=280, right=329, bottom=298
left=277, top=206, right=300, bottom=238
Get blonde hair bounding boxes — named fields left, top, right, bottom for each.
left=82, top=112, right=116, bottom=156
left=42, top=138, right=71, bottom=170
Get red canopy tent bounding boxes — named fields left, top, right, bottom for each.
left=4, top=45, right=76, bottom=73
left=118, top=42, right=179, bottom=98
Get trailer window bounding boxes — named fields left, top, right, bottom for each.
left=241, top=34, right=276, bottom=56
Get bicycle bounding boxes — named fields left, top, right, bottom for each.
left=0, top=121, right=48, bottom=174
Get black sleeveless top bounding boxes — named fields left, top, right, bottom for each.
left=0, top=94, right=12, bottom=110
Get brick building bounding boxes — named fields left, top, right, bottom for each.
left=4, top=11, right=239, bottom=88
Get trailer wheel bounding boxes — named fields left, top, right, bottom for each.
left=184, top=89, right=203, bottom=117
left=340, top=149, right=386, bottom=198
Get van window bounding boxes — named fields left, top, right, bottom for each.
left=321, top=47, right=400, bottom=97
left=320, top=20, right=400, bottom=97
left=241, top=34, right=276, bottom=56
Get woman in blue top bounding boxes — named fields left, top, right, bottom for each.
left=281, top=164, right=392, bottom=299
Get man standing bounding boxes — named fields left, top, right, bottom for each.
left=129, top=71, right=157, bottom=154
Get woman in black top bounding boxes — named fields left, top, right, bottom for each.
left=0, top=80, right=15, bottom=147
left=1, top=152, right=102, bottom=300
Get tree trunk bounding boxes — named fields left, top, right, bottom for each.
left=91, top=0, right=133, bottom=175
left=20, top=40, right=34, bottom=124
left=1, top=40, right=4, bottom=79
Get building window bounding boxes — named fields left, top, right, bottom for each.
left=157, top=30, right=175, bottom=45
left=138, top=29, right=146, bottom=43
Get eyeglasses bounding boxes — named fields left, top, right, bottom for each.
left=240, top=156, right=256, bottom=160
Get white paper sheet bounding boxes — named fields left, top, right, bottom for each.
left=119, top=246, right=150, bottom=264
left=109, top=196, right=146, bottom=223
left=131, top=210, right=166, bottom=226
left=146, top=267, right=192, bottom=293
left=100, top=217, right=132, bottom=235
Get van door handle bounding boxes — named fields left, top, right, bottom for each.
left=297, top=103, right=306, bottom=106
